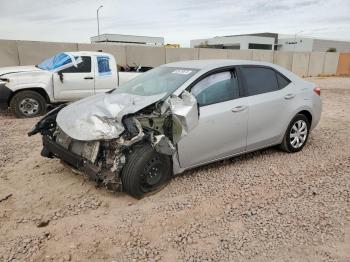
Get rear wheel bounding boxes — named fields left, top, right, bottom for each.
left=121, top=144, right=172, bottom=199
left=280, top=114, right=310, bottom=153
left=10, top=91, right=46, bottom=118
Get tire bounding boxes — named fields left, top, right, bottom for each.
left=10, top=91, right=47, bottom=118
left=121, top=144, right=172, bottom=199
left=280, top=114, right=310, bottom=153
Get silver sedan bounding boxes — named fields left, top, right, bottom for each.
left=31, top=60, right=322, bottom=198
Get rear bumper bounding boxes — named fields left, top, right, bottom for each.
left=0, top=83, right=12, bottom=110
left=310, top=96, right=322, bottom=131
left=42, top=135, right=101, bottom=181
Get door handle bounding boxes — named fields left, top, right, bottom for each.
left=231, top=105, right=247, bottom=112
left=284, top=93, right=295, bottom=100
left=84, top=76, right=94, bottom=80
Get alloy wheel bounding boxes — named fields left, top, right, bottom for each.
left=290, top=119, right=308, bottom=148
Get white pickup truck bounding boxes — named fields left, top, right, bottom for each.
left=0, top=51, right=141, bottom=118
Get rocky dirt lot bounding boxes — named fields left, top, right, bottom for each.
left=0, top=77, right=349, bottom=262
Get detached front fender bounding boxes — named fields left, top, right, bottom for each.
left=167, top=91, right=199, bottom=143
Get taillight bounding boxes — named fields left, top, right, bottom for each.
left=313, top=87, right=321, bottom=96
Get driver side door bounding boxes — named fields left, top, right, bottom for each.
left=53, top=56, right=95, bottom=101
left=177, top=68, right=249, bottom=168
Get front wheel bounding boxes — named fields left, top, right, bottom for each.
left=121, top=144, right=172, bottom=199
left=280, top=114, right=310, bottom=153
left=10, top=91, right=46, bottom=118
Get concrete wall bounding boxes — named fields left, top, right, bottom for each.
left=17, top=41, right=78, bottom=65
left=323, top=52, right=339, bottom=75
left=252, top=50, right=273, bottom=62
left=337, top=53, right=350, bottom=75
left=0, top=40, right=19, bottom=67
left=292, top=52, right=310, bottom=77
left=0, top=39, right=346, bottom=77
left=78, top=43, right=127, bottom=66
left=307, top=52, right=326, bottom=77
left=126, top=46, right=165, bottom=67
left=227, top=49, right=252, bottom=60
left=165, top=48, right=199, bottom=63
left=273, top=51, right=293, bottom=70
left=198, top=48, right=228, bottom=59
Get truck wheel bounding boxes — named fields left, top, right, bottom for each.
left=10, top=91, right=47, bottom=118
left=121, top=144, right=172, bottom=199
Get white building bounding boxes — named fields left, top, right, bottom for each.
left=91, top=34, right=164, bottom=47
left=277, top=37, right=350, bottom=52
left=190, top=35, right=275, bottom=50
left=191, top=33, right=350, bottom=52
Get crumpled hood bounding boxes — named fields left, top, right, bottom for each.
left=56, top=92, right=166, bottom=141
left=0, top=65, right=42, bottom=77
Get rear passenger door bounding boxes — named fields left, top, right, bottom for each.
left=239, top=65, right=293, bottom=150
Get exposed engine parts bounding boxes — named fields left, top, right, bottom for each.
left=29, top=91, right=199, bottom=193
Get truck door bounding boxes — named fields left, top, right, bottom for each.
left=53, top=56, right=95, bottom=101
left=94, top=55, right=118, bottom=94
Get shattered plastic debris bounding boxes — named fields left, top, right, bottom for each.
left=152, top=135, right=176, bottom=155
left=117, top=118, right=145, bottom=147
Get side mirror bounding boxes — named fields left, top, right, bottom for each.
left=57, top=71, right=64, bottom=83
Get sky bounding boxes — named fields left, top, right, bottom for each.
left=0, top=0, right=349, bottom=47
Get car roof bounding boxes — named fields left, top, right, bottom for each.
left=163, top=59, right=279, bottom=70
left=163, top=59, right=301, bottom=82
left=66, top=51, right=112, bottom=57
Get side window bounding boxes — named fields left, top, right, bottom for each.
left=97, top=56, right=112, bottom=76
left=191, top=71, right=239, bottom=107
left=240, top=67, right=279, bottom=96
left=60, top=56, right=91, bottom=73
left=276, top=72, right=291, bottom=89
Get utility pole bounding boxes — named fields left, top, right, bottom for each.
left=97, top=5, right=103, bottom=42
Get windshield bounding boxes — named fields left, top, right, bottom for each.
left=37, top=52, right=81, bottom=71
left=114, top=67, right=199, bottom=97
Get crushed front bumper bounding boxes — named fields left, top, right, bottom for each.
left=0, top=83, right=12, bottom=110
left=41, top=135, right=101, bottom=181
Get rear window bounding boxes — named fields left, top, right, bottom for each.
left=97, top=56, right=112, bottom=76
left=276, top=72, right=291, bottom=89
left=240, top=66, right=279, bottom=96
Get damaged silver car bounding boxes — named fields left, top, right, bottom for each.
left=29, top=64, right=200, bottom=198
left=29, top=60, right=321, bottom=198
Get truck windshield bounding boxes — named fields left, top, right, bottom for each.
left=114, top=67, right=199, bottom=97
left=37, top=52, right=81, bottom=71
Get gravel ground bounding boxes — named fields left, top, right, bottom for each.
left=0, top=77, right=349, bottom=262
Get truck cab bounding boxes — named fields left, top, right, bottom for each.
left=0, top=51, right=140, bottom=118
